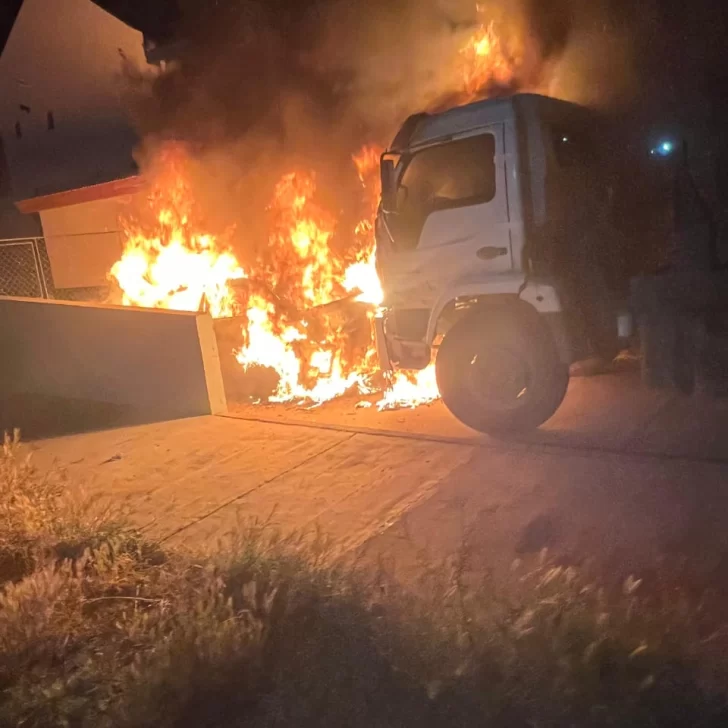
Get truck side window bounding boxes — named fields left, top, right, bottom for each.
left=399, top=133, right=496, bottom=214
left=390, top=133, right=496, bottom=250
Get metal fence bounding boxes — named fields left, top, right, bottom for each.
left=0, top=237, right=54, bottom=298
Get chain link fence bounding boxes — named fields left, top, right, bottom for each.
left=0, top=237, right=54, bottom=298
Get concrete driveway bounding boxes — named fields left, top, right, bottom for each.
left=28, top=373, right=728, bottom=592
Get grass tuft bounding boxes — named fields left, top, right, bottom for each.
left=0, top=434, right=726, bottom=727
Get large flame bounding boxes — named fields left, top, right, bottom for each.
left=458, top=9, right=519, bottom=100
left=344, top=144, right=384, bottom=307
left=110, top=149, right=245, bottom=317
left=109, top=10, right=514, bottom=412
left=235, top=168, right=374, bottom=404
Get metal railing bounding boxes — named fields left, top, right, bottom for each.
left=0, top=237, right=54, bottom=299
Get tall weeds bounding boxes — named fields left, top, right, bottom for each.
left=0, top=434, right=726, bottom=727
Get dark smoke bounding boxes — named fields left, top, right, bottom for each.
left=127, top=0, right=651, bottom=144
left=524, top=0, right=572, bottom=59
left=120, top=0, right=653, bottom=267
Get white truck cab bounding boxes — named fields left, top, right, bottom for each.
left=375, top=93, right=628, bottom=432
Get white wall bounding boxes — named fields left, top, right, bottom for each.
left=40, top=194, right=139, bottom=288
left=0, top=0, right=150, bottom=201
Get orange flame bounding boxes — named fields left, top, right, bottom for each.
left=343, top=144, right=384, bottom=307
left=459, top=16, right=517, bottom=100
left=265, top=171, right=343, bottom=308
left=235, top=169, right=374, bottom=404
left=109, top=15, right=518, bottom=411
left=108, top=146, right=440, bottom=409
left=110, top=148, right=245, bottom=317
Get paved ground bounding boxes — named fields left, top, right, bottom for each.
left=229, top=372, right=728, bottom=462
left=28, top=373, right=728, bottom=593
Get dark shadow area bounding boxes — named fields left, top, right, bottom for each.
left=0, top=392, right=136, bottom=440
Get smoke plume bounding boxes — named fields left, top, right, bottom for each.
left=121, top=0, right=647, bottom=267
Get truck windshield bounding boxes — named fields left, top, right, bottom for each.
left=397, top=133, right=496, bottom=214
left=383, top=133, right=496, bottom=250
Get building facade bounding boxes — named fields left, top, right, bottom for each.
left=0, top=0, right=153, bottom=297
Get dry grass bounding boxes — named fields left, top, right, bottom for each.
left=0, top=430, right=129, bottom=583
left=0, top=433, right=726, bottom=727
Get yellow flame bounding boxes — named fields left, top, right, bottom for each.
left=109, top=148, right=245, bottom=318
left=110, top=10, right=520, bottom=412
left=459, top=18, right=516, bottom=100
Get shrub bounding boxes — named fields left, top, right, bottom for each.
left=0, top=435, right=726, bottom=727
left=0, top=431, right=128, bottom=583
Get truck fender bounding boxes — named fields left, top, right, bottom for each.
left=424, top=276, right=563, bottom=345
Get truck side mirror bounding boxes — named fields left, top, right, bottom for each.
left=380, top=157, right=397, bottom=212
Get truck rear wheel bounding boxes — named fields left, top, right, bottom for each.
left=435, top=305, right=568, bottom=434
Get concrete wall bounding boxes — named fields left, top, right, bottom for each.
left=0, top=297, right=227, bottom=429
left=0, top=0, right=150, bottom=200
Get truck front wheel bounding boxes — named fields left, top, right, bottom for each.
left=435, top=305, right=568, bottom=434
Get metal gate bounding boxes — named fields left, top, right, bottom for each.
left=0, top=237, right=53, bottom=298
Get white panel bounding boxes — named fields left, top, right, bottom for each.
left=40, top=196, right=134, bottom=289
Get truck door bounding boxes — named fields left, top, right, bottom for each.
left=383, top=124, right=512, bottom=309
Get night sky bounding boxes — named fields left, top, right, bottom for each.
left=110, top=0, right=724, bottom=128
left=2, top=0, right=727, bottom=122
left=92, top=1, right=727, bottom=78
left=0, top=0, right=23, bottom=54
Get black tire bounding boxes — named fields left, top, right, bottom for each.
left=435, top=304, right=569, bottom=434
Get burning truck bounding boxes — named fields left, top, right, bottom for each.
left=108, top=88, right=723, bottom=434
left=373, top=92, right=726, bottom=433
left=373, top=93, right=627, bottom=432
left=9, top=1, right=718, bottom=431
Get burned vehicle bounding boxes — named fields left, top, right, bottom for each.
left=374, top=93, right=648, bottom=433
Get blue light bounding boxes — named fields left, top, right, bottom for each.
left=651, top=139, right=676, bottom=157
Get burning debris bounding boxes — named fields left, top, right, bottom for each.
left=234, top=166, right=376, bottom=405
left=109, top=139, right=440, bottom=409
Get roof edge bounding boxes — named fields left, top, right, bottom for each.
left=16, top=176, right=144, bottom=214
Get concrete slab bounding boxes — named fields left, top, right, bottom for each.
left=174, top=432, right=473, bottom=553
left=363, top=443, right=728, bottom=595
left=227, top=372, right=726, bottom=461
left=25, top=372, right=728, bottom=600
left=0, top=296, right=226, bottom=438
left=30, top=416, right=352, bottom=540
left=30, top=416, right=474, bottom=554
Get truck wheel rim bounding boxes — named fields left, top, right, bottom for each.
left=466, top=349, right=530, bottom=412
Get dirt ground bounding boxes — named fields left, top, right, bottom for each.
left=28, top=372, right=728, bottom=593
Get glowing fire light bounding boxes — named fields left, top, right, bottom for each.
left=233, top=169, right=374, bottom=405
left=110, top=148, right=245, bottom=318
left=110, top=145, right=435, bottom=409
left=343, top=144, right=385, bottom=307
left=265, top=172, right=343, bottom=308
left=342, top=256, right=383, bottom=306
left=235, top=292, right=368, bottom=404
left=459, top=16, right=516, bottom=100
left=110, top=13, right=514, bottom=411
left=378, top=365, right=440, bottom=411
